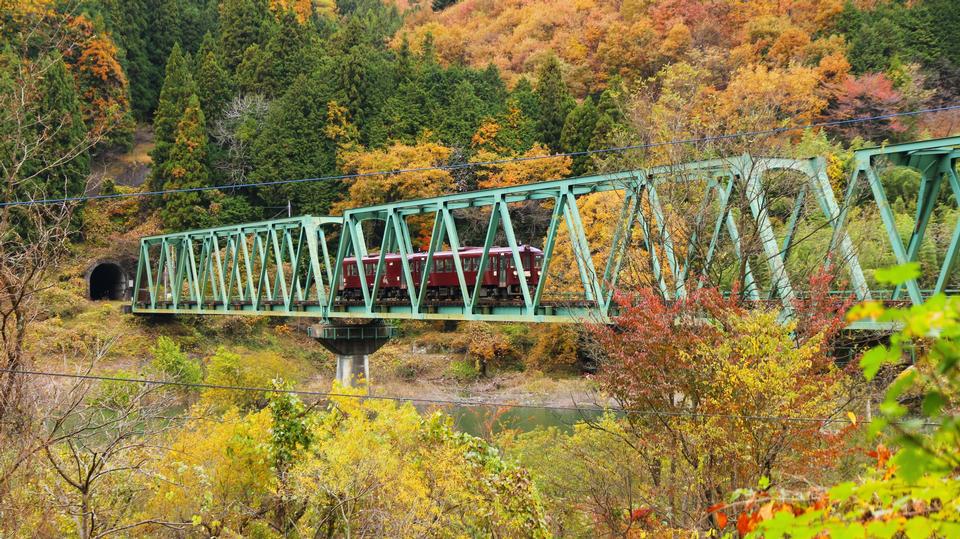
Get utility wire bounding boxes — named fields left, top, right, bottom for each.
left=0, top=367, right=938, bottom=427
left=4, top=103, right=960, bottom=209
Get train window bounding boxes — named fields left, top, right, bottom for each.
left=364, top=263, right=374, bottom=275
left=534, top=255, right=543, bottom=269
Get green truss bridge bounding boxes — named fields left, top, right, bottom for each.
left=131, top=137, right=960, bottom=328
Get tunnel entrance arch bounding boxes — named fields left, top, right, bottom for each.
left=87, top=261, right=127, bottom=301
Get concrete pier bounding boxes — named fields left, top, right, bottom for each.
left=308, top=321, right=394, bottom=388
left=335, top=354, right=370, bottom=387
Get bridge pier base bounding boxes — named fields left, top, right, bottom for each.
left=335, top=354, right=370, bottom=387
left=308, top=321, right=394, bottom=388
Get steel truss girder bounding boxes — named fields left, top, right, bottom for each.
left=129, top=137, right=960, bottom=324
left=833, top=137, right=960, bottom=305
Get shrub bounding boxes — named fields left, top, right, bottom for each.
left=447, top=359, right=480, bottom=382
left=202, top=347, right=303, bottom=410
left=526, top=324, right=580, bottom=372
left=149, top=336, right=202, bottom=385
left=90, top=370, right=140, bottom=409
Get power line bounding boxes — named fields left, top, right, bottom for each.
left=0, top=367, right=935, bottom=427
left=5, top=103, right=960, bottom=209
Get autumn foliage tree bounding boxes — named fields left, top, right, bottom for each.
left=58, top=14, right=133, bottom=146
left=336, top=140, right=454, bottom=211
left=744, top=265, right=960, bottom=537
left=591, top=288, right=854, bottom=530
left=826, top=72, right=909, bottom=143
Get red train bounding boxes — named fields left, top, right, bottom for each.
left=340, top=245, right=544, bottom=300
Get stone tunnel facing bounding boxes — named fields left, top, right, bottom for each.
left=88, top=263, right=126, bottom=301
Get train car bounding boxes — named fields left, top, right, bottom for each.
left=340, top=245, right=544, bottom=300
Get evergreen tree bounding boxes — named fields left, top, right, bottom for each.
left=98, top=0, right=217, bottom=117
left=560, top=97, right=599, bottom=176
left=440, top=80, right=487, bottom=146
left=234, top=43, right=270, bottom=95
left=160, top=94, right=213, bottom=230
left=476, top=63, right=508, bottom=107
left=432, top=0, right=458, bottom=10
left=235, top=11, right=312, bottom=98
left=98, top=0, right=157, bottom=120
left=590, top=86, right=624, bottom=156
left=596, top=85, right=623, bottom=122
left=839, top=1, right=951, bottom=74
left=533, top=57, right=574, bottom=152
left=157, top=0, right=219, bottom=60
left=251, top=73, right=343, bottom=215
left=193, top=31, right=219, bottom=72
left=151, top=43, right=197, bottom=190
left=335, top=42, right=395, bottom=146
left=928, top=0, right=960, bottom=66
left=510, top=77, right=540, bottom=121
left=195, top=50, right=233, bottom=126
left=219, top=0, right=272, bottom=71
left=32, top=56, right=89, bottom=199
left=589, top=112, right=618, bottom=155
left=396, top=36, right=414, bottom=83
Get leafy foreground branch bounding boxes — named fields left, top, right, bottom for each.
left=730, top=264, right=960, bottom=538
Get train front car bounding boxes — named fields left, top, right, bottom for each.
left=339, top=245, right=545, bottom=303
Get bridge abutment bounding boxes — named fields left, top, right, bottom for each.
left=308, top=321, right=394, bottom=388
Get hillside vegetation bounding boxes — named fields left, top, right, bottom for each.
left=1, top=0, right=960, bottom=536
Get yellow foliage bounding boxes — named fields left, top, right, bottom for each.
left=689, top=310, right=846, bottom=478
left=658, top=22, right=692, bottom=61
left=768, top=27, right=811, bottom=65
left=526, top=324, right=579, bottom=372
left=474, top=144, right=571, bottom=190
left=146, top=407, right=274, bottom=536
left=334, top=141, right=454, bottom=213
left=710, top=63, right=826, bottom=131
left=292, top=393, right=549, bottom=536
left=817, top=50, right=852, bottom=85
left=394, top=0, right=847, bottom=96
left=201, top=347, right=306, bottom=411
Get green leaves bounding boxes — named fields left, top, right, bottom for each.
left=922, top=391, right=946, bottom=416
left=828, top=481, right=856, bottom=501
left=874, top=262, right=921, bottom=285
left=859, top=345, right=901, bottom=380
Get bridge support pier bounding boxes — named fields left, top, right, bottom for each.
left=308, top=321, right=394, bottom=388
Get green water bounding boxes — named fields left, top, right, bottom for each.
left=415, top=404, right=606, bottom=437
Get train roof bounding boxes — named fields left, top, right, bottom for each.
left=345, top=245, right=544, bottom=261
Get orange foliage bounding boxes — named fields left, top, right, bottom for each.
left=60, top=15, right=130, bottom=135
left=269, top=0, right=336, bottom=23
left=709, top=64, right=827, bottom=131
left=397, top=0, right=852, bottom=99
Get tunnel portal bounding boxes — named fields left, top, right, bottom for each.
left=88, top=262, right=126, bottom=301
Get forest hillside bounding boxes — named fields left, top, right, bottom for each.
left=2, top=0, right=960, bottom=537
